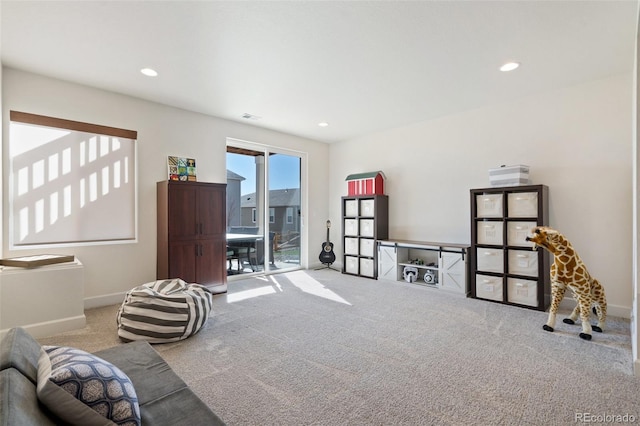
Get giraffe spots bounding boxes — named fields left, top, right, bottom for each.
left=536, top=227, right=608, bottom=338
left=558, top=254, right=571, bottom=263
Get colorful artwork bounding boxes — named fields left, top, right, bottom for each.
left=168, top=156, right=197, bottom=181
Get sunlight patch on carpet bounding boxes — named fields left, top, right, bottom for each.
left=227, top=285, right=277, bottom=303
left=281, top=270, right=352, bottom=305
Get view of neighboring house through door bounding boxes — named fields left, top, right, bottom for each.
left=226, top=140, right=303, bottom=276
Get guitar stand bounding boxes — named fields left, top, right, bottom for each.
left=315, top=262, right=340, bottom=272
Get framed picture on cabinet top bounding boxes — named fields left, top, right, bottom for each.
left=168, top=156, right=197, bottom=181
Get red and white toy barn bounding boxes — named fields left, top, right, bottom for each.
left=345, top=171, right=386, bottom=196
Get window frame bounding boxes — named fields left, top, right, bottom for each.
left=8, top=111, right=138, bottom=248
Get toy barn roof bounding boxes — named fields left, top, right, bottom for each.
left=345, top=171, right=386, bottom=181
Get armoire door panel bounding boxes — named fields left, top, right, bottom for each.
left=196, top=240, right=226, bottom=285
left=168, top=241, right=197, bottom=283
left=168, top=184, right=198, bottom=240
left=198, top=185, right=226, bottom=239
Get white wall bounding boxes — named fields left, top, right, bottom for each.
left=330, top=73, right=633, bottom=317
left=632, top=1, right=639, bottom=376
left=2, top=67, right=330, bottom=306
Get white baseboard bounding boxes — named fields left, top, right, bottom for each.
left=84, top=292, right=127, bottom=309
left=559, top=297, right=631, bottom=319
left=0, top=315, right=86, bottom=340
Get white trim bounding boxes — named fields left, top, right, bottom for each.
left=7, top=121, right=138, bottom=249
left=559, top=297, right=631, bottom=320
left=84, top=291, right=128, bottom=309
left=0, top=315, right=86, bottom=340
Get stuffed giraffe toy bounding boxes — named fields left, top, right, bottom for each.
left=525, top=226, right=607, bottom=341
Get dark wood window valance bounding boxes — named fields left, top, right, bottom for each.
left=10, top=111, right=137, bottom=140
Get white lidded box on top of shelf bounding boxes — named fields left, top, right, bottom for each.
left=489, top=164, right=530, bottom=187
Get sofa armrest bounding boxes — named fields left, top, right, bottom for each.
left=0, top=368, right=57, bottom=426
left=0, top=328, right=42, bottom=384
left=95, top=341, right=225, bottom=426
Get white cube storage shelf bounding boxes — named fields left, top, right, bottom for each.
left=359, top=219, right=375, bottom=237
left=360, top=199, right=375, bottom=217
left=344, top=237, right=359, bottom=255
left=475, top=274, right=503, bottom=301
left=344, top=219, right=358, bottom=236
left=507, top=192, right=538, bottom=217
left=341, top=195, right=388, bottom=279
left=476, top=222, right=503, bottom=245
left=360, top=239, right=375, bottom=257
left=507, top=221, right=537, bottom=247
left=470, top=185, right=550, bottom=311
left=476, top=248, right=503, bottom=273
left=360, top=258, right=375, bottom=277
left=475, top=193, right=503, bottom=218
left=345, top=256, right=359, bottom=274
left=507, top=277, right=538, bottom=307
left=508, top=250, right=538, bottom=276
left=344, top=199, right=358, bottom=217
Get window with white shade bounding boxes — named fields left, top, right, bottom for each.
left=9, top=111, right=137, bottom=247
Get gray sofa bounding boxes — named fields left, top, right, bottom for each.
left=0, top=327, right=225, bottom=425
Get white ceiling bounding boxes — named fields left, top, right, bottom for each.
left=1, top=1, right=638, bottom=144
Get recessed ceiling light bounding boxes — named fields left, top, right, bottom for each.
left=140, top=68, right=158, bottom=77
left=318, top=122, right=329, bottom=127
left=500, top=62, right=520, bottom=72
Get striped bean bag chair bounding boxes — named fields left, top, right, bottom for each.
left=117, top=279, right=213, bottom=343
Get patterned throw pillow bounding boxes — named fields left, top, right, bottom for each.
left=36, top=346, right=141, bottom=426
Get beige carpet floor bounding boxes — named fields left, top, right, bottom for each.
left=39, top=269, right=640, bottom=425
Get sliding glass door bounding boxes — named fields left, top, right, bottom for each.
left=268, top=153, right=301, bottom=269
left=226, top=143, right=302, bottom=276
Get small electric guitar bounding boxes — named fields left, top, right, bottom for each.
left=319, top=220, right=336, bottom=265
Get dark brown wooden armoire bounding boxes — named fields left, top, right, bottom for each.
left=157, top=180, right=227, bottom=293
